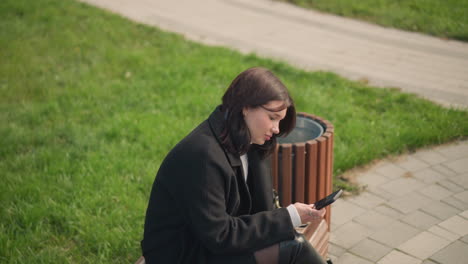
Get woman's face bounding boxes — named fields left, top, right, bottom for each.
left=243, top=100, right=287, bottom=145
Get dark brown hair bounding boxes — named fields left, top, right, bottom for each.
left=220, top=67, right=296, bottom=157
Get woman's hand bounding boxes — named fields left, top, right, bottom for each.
left=293, top=202, right=326, bottom=224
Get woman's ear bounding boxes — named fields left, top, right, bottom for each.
left=242, top=107, right=249, bottom=117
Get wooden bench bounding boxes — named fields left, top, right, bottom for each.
left=296, top=220, right=330, bottom=259
left=135, top=220, right=329, bottom=264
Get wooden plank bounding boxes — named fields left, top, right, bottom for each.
left=300, top=218, right=321, bottom=241
left=295, top=220, right=328, bottom=259
left=310, top=220, right=327, bottom=245
left=309, top=220, right=329, bottom=259
left=317, top=232, right=329, bottom=258
left=317, top=137, right=327, bottom=201
left=305, top=141, right=318, bottom=204
left=325, top=132, right=334, bottom=229
left=294, top=143, right=306, bottom=203
left=280, top=144, right=293, bottom=206
left=321, top=133, right=331, bottom=227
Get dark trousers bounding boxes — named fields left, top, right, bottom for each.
left=279, top=232, right=327, bottom=264
left=145, top=232, right=326, bottom=264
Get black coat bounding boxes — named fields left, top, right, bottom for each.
left=141, top=106, right=296, bottom=263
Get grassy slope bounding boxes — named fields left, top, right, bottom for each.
left=1, top=0, right=467, bottom=262
left=280, top=0, right=468, bottom=41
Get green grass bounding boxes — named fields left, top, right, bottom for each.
left=279, top=0, right=468, bottom=41
left=1, top=0, right=467, bottom=262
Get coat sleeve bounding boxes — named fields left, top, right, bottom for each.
left=174, top=147, right=296, bottom=255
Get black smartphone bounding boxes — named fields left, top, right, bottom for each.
left=314, top=189, right=343, bottom=210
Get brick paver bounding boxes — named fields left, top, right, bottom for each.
left=418, top=184, right=453, bottom=200
left=378, top=250, right=421, bottom=264
left=442, top=196, right=468, bottom=210
left=336, top=252, right=373, bottom=264
left=454, top=190, right=468, bottom=203
left=428, top=225, right=460, bottom=242
left=460, top=210, right=468, bottom=219
left=438, top=215, right=468, bottom=237
left=431, top=164, right=458, bottom=177
left=437, top=179, right=465, bottom=193
left=369, top=221, right=420, bottom=248
left=398, top=231, right=451, bottom=260
left=374, top=204, right=404, bottom=219
left=421, top=260, right=439, bottom=264
left=354, top=210, right=395, bottom=231
left=400, top=210, right=440, bottom=230
left=355, top=171, right=389, bottom=188
left=437, top=144, right=468, bottom=160
left=420, top=201, right=461, bottom=221
left=451, top=174, right=468, bottom=188
left=443, top=157, right=468, bottom=174
left=380, top=178, right=426, bottom=197
left=366, top=186, right=396, bottom=201
left=350, top=239, right=392, bottom=262
left=460, top=235, right=468, bottom=243
left=396, top=156, right=430, bottom=172
left=330, top=200, right=367, bottom=228
left=386, top=192, right=434, bottom=214
left=330, top=221, right=373, bottom=249
left=412, top=168, right=446, bottom=184
left=328, top=242, right=347, bottom=259
left=347, top=192, right=386, bottom=209
left=374, top=162, right=407, bottom=179
left=430, top=241, right=468, bottom=264
left=413, top=150, right=448, bottom=165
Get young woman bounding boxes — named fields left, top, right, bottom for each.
left=141, top=67, right=327, bottom=263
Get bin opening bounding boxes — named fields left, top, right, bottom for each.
left=278, top=115, right=325, bottom=144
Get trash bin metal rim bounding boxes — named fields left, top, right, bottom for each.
left=278, top=112, right=333, bottom=145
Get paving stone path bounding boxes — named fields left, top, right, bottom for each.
left=330, top=140, right=468, bottom=263
left=79, top=0, right=468, bottom=263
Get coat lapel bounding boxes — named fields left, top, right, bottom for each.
left=248, top=147, right=274, bottom=212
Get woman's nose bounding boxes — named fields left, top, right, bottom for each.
left=272, top=123, right=280, bottom=134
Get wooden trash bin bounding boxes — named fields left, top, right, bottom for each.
left=271, top=112, right=334, bottom=259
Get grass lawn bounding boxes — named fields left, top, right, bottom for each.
left=1, top=0, right=467, bottom=262
left=279, top=0, right=468, bottom=41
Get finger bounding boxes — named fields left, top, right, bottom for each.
left=320, top=208, right=326, bottom=217
left=308, top=212, right=322, bottom=220
left=308, top=210, right=319, bottom=218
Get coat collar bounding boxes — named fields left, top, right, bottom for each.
left=208, top=106, right=242, bottom=167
